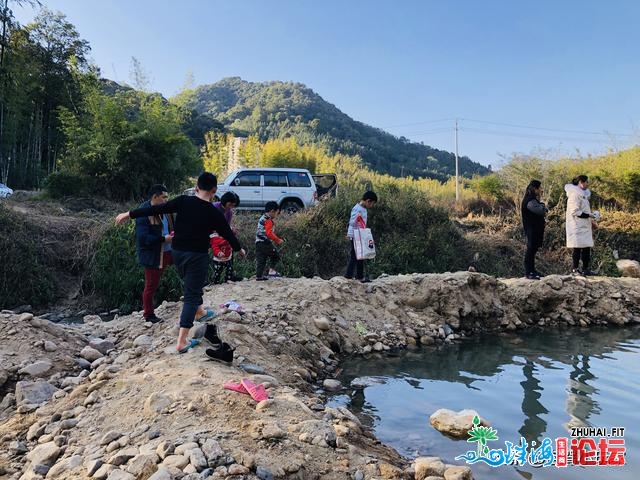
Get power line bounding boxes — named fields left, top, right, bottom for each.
left=397, top=127, right=452, bottom=136
left=387, top=116, right=636, bottom=139
left=459, top=118, right=635, bottom=138
left=383, top=118, right=453, bottom=129
left=460, top=127, right=622, bottom=143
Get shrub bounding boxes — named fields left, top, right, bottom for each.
left=44, top=170, right=87, bottom=198
left=88, top=222, right=182, bottom=313
left=0, top=204, right=56, bottom=308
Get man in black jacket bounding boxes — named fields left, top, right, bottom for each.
left=116, top=173, right=246, bottom=353
left=521, top=180, right=548, bottom=280
left=136, top=184, right=175, bottom=323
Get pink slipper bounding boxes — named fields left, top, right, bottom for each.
left=241, top=378, right=268, bottom=402
left=223, top=381, right=249, bottom=395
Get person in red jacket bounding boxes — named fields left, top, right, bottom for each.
left=254, top=201, right=284, bottom=281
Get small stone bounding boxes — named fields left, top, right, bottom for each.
left=323, top=379, right=342, bottom=392
left=80, top=346, right=103, bottom=362
left=256, top=465, right=275, bottom=480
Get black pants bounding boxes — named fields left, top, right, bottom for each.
left=572, top=248, right=591, bottom=270
left=172, top=250, right=210, bottom=329
left=524, top=244, right=539, bottom=275
left=345, top=240, right=364, bottom=279
left=212, top=257, right=234, bottom=284
left=255, top=241, right=280, bottom=277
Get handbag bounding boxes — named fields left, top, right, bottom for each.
left=353, top=215, right=376, bottom=260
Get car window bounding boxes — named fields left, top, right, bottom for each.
left=263, top=173, right=288, bottom=187
left=287, top=172, right=311, bottom=188
left=233, top=173, right=260, bottom=187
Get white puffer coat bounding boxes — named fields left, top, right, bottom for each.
left=565, top=183, right=593, bottom=248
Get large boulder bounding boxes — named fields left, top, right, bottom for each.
left=616, top=259, right=640, bottom=278
left=15, top=380, right=59, bottom=407
left=429, top=408, right=490, bottom=438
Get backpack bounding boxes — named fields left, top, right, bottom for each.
left=210, top=232, right=232, bottom=262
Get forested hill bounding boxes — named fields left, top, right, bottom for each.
left=184, top=77, right=490, bottom=180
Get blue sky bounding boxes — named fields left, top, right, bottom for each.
left=14, top=0, right=640, bottom=169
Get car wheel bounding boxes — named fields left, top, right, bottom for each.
left=280, top=201, right=302, bottom=214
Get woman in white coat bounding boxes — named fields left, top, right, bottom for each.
left=565, top=175, right=598, bottom=275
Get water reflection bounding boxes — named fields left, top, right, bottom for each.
left=333, top=325, right=640, bottom=479
left=519, top=360, right=547, bottom=443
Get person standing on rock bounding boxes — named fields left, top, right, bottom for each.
left=116, top=172, right=247, bottom=353
left=345, top=190, right=378, bottom=283
left=136, top=184, right=175, bottom=323
left=521, top=180, right=547, bottom=280
left=565, top=175, right=598, bottom=276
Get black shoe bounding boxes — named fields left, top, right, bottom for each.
left=256, top=276, right=268, bottom=281
left=205, top=342, right=234, bottom=364
left=533, top=270, right=545, bottom=278
left=582, top=269, right=596, bottom=276
left=229, top=275, right=244, bottom=282
left=204, top=323, right=221, bottom=346
left=359, top=277, right=371, bottom=283
left=571, top=268, right=583, bottom=276
left=144, top=314, right=163, bottom=324
left=344, top=275, right=354, bottom=280
left=525, top=272, right=541, bottom=280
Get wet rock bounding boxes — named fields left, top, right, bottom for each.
left=429, top=408, right=490, bottom=438
left=444, top=465, right=473, bottom=480
left=323, top=379, right=342, bottom=392
left=414, top=456, right=446, bottom=479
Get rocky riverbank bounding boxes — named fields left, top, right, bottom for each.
left=1, top=272, right=639, bottom=480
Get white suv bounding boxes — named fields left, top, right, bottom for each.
left=0, top=183, right=13, bottom=198
left=215, top=168, right=318, bottom=213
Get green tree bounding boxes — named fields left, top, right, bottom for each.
left=56, top=71, right=201, bottom=200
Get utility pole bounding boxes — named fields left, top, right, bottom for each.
left=454, top=119, right=460, bottom=202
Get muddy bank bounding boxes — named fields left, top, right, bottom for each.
left=1, top=273, right=639, bottom=479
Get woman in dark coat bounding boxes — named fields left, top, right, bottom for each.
left=521, top=180, right=548, bottom=279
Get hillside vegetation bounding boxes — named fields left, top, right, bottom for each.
left=178, top=77, right=490, bottom=180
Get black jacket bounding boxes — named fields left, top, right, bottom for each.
left=135, top=200, right=175, bottom=268
left=521, top=194, right=546, bottom=248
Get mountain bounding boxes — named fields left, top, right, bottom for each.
left=183, top=77, right=490, bottom=180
